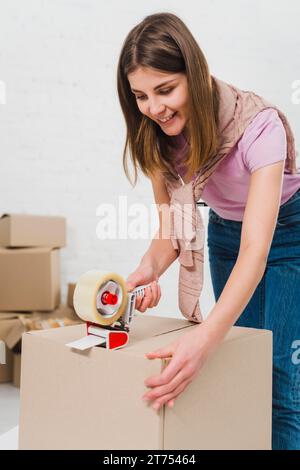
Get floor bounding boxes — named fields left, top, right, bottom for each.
left=0, top=383, right=20, bottom=449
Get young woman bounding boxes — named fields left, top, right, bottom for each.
left=117, top=12, right=300, bottom=449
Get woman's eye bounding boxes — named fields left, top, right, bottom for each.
left=135, top=89, right=173, bottom=101
left=159, top=88, right=172, bottom=95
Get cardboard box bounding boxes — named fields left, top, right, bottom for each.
left=0, top=340, right=5, bottom=365
left=6, top=305, right=82, bottom=352
left=19, top=315, right=273, bottom=450
left=0, top=214, right=66, bottom=248
left=6, top=306, right=82, bottom=388
left=0, top=247, right=60, bottom=311
left=0, top=313, right=20, bottom=382
left=0, top=347, right=13, bottom=383
left=67, top=283, right=76, bottom=308
left=13, top=353, right=21, bottom=388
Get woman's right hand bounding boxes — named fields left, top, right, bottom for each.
left=126, top=265, right=161, bottom=313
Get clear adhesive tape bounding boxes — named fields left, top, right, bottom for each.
left=73, top=270, right=128, bottom=326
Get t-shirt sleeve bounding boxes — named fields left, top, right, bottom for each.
left=241, top=108, right=287, bottom=173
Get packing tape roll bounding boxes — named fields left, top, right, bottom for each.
left=73, top=269, right=128, bottom=326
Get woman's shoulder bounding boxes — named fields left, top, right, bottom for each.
left=240, top=108, right=287, bottom=173
left=242, top=108, right=284, bottom=147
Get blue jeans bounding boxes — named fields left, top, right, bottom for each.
left=207, top=187, right=300, bottom=450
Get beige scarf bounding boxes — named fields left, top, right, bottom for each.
left=163, top=75, right=298, bottom=323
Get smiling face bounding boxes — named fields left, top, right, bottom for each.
left=127, top=67, right=190, bottom=137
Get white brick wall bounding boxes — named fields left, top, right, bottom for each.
left=0, top=0, right=299, bottom=318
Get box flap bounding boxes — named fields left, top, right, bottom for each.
left=24, top=314, right=196, bottom=356
left=25, top=314, right=272, bottom=359
left=5, top=320, right=25, bottom=349
left=128, top=313, right=195, bottom=338
left=0, top=317, right=21, bottom=346
left=27, top=314, right=194, bottom=340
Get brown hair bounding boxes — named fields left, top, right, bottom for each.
left=117, top=12, right=220, bottom=186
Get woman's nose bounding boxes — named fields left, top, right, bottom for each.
left=148, top=98, right=165, bottom=117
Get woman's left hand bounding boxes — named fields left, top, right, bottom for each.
left=142, top=322, right=225, bottom=411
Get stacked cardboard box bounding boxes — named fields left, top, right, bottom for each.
left=0, top=214, right=65, bottom=311
left=0, top=214, right=82, bottom=387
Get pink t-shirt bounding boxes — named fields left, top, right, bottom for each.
left=173, top=108, right=300, bottom=221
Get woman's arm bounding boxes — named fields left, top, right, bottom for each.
left=202, top=160, right=285, bottom=340
left=139, top=227, right=178, bottom=278
left=142, top=161, right=285, bottom=411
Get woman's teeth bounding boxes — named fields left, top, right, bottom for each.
left=158, top=112, right=176, bottom=123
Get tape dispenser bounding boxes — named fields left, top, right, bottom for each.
left=66, top=269, right=154, bottom=351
